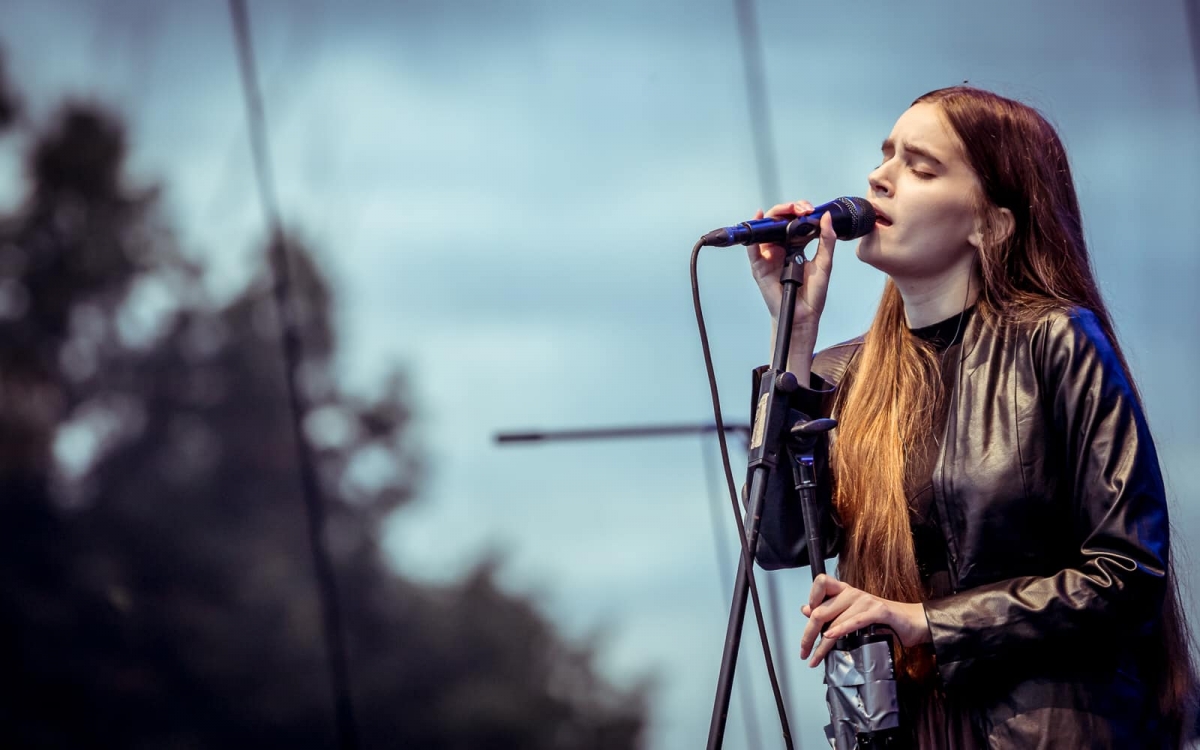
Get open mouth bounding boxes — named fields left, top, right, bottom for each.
left=871, top=205, right=893, bottom=227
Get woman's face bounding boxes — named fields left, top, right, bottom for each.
left=856, top=102, right=984, bottom=283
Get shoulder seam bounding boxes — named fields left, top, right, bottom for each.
left=823, top=335, right=865, bottom=351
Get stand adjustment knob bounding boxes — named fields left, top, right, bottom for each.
left=775, top=371, right=799, bottom=394
left=791, top=417, right=838, bottom=436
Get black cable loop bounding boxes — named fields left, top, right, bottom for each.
left=692, top=240, right=794, bottom=749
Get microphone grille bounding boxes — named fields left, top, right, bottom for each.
left=836, top=196, right=877, bottom=239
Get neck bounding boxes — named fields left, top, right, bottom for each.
left=893, top=262, right=980, bottom=328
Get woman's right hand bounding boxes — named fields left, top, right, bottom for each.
left=747, top=200, right=838, bottom=352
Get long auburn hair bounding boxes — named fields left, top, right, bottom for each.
left=832, top=86, right=1195, bottom=722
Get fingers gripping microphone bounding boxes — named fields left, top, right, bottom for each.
left=700, top=196, right=876, bottom=247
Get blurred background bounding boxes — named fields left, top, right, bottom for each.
left=0, top=0, right=1195, bottom=748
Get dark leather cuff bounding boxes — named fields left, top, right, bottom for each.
left=751, top=365, right=837, bottom=420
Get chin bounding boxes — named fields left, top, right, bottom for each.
left=855, top=236, right=885, bottom=269
left=855, top=234, right=874, bottom=258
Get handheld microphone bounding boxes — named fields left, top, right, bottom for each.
left=700, top=196, right=876, bottom=247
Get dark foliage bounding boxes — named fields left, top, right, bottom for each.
left=0, top=69, right=646, bottom=749
left=0, top=52, right=16, bottom=131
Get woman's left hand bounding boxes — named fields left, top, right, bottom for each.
left=800, top=574, right=932, bottom=667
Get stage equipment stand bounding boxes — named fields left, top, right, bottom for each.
left=705, top=221, right=839, bottom=749
left=701, top=224, right=904, bottom=749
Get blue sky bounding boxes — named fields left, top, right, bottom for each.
left=2, top=1, right=1197, bottom=747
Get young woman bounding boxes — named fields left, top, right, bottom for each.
left=748, top=86, right=1194, bottom=747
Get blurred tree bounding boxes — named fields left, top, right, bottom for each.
left=0, top=68, right=646, bottom=748
left=0, top=52, right=16, bottom=132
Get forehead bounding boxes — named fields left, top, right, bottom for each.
left=884, top=103, right=965, bottom=161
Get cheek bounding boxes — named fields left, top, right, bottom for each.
left=925, top=189, right=980, bottom=241
left=910, top=195, right=976, bottom=250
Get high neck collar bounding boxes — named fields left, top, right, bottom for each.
left=909, top=305, right=975, bottom=350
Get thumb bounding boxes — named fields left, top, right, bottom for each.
left=811, top=211, right=837, bottom=272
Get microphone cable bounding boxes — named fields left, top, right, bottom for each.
left=691, top=239, right=795, bottom=749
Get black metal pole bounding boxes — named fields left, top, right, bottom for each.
left=706, top=248, right=808, bottom=749
left=496, top=424, right=750, bottom=444
left=701, top=434, right=764, bottom=750
left=495, top=422, right=769, bottom=748
left=795, top=453, right=828, bottom=580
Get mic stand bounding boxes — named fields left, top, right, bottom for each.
left=702, top=229, right=905, bottom=749
left=774, top=304, right=903, bottom=750
left=707, top=227, right=826, bottom=750
left=792, top=435, right=907, bottom=749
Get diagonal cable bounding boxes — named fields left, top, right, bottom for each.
left=733, top=0, right=783, bottom=202
left=227, top=2, right=359, bottom=748
left=1185, top=0, right=1200, bottom=110
left=731, top=0, right=798, bottom=738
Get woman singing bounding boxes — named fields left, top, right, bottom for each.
left=748, top=86, right=1195, bottom=747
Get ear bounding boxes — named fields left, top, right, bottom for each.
left=969, top=206, right=1015, bottom=250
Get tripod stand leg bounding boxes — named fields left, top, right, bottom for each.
left=706, top=467, right=794, bottom=750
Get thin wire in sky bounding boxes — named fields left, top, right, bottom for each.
left=730, top=0, right=799, bottom=744
left=1185, top=0, right=1200, bottom=111
left=227, top=2, right=360, bottom=748
left=733, top=0, right=782, bottom=203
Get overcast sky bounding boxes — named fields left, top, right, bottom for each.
left=2, top=1, right=1197, bottom=747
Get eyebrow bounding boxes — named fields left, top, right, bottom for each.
left=880, top=138, right=945, bottom=167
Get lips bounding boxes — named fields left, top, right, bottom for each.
left=870, top=203, right=893, bottom=227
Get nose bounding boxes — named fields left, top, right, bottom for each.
left=868, top=162, right=892, bottom=197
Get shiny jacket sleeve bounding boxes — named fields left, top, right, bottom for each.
left=749, top=365, right=844, bottom=570
left=923, top=308, right=1169, bottom=687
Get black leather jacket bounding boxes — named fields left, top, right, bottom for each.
left=752, top=306, right=1172, bottom=747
